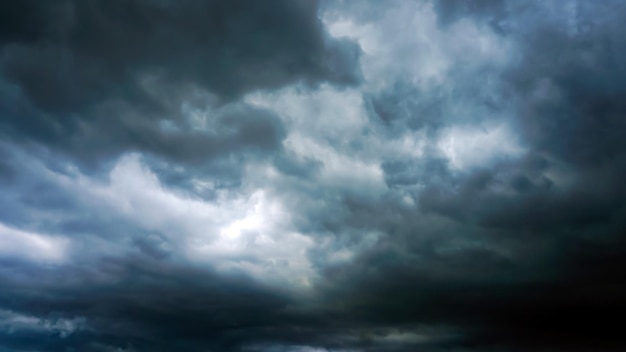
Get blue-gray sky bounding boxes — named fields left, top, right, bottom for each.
left=1, top=0, right=626, bottom=351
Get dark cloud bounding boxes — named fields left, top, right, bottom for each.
left=0, top=257, right=298, bottom=352
left=322, top=1, right=626, bottom=350
left=0, top=0, right=360, bottom=168
left=0, top=0, right=360, bottom=105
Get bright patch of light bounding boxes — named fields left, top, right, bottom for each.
left=45, top=154, right=316, bottom=286
left=438, top=123, right=525, bottom=170
left=0, top=222, right=69, bottom=264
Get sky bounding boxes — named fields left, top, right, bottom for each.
left=1, top=0, right=626, bottom=351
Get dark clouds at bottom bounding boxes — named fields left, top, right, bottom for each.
left=1, top=0, right=626, bottom=351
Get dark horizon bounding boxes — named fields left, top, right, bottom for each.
left=1, top=0, right=626, bottom=351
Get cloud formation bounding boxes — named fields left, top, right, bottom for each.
left=1, top=0, right=626, bottom=351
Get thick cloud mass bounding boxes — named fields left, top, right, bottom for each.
left=0, top=0, right=360, bottom=167
left=1, top=0, right=626, bottom=351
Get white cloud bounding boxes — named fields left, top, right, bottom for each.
left=40, top=153, right=316, bottom=287
left=438, top=122, right=526, bottom=170
left=0, top=309, right=84, bottom=338
left=324, top=1, right=513, bottom=91
left=0, top=222, right=69, bottom=264
left=246, top=85, right=388, bottom=198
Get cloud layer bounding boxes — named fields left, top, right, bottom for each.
left=1, top=0, right=626, bottom=351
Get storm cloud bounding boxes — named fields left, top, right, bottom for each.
left=1, top=0, right=626, bottom=351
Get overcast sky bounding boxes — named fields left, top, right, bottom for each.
left=1, top=0, right=626, bottom=351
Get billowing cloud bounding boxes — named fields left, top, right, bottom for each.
left=1, top=0, right=626, bottom=351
